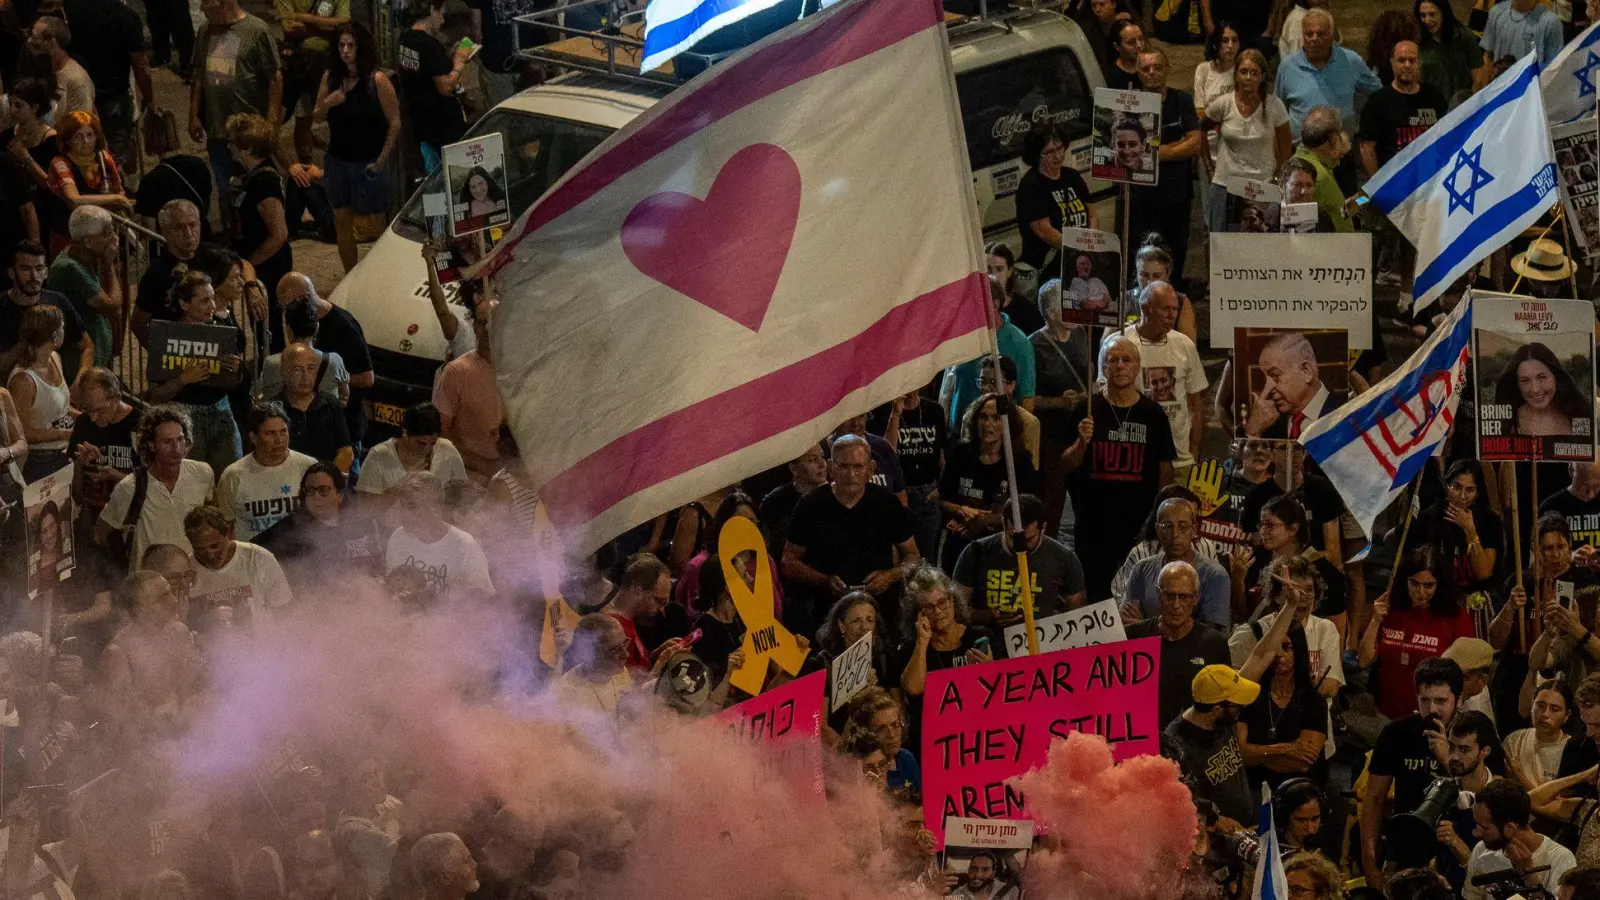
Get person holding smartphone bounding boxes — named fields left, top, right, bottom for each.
left=898, top=566, right=996, bottom=702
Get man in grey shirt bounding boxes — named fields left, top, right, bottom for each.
left=953, top=493, right=1087, bottom=653
left=190, top=0, right=281, bottom=228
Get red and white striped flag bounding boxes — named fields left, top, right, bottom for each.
left=480, top=0, right=991, bottom=550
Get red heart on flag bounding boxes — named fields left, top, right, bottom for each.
left=621, top=143, right=801, bottom=332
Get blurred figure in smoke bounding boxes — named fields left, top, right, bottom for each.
left=288, top=829, right=357, bottom=900
left=141, top=869, right=195, bottom=900
left=384, top=472, right=494, bottom=604
left=99, top=570, right=200, bottom=746
left=553, top=614, right=642, bottom=720
left=411, top=833, right=480, bottom=900
left=142, top=543, right=198, bottom=629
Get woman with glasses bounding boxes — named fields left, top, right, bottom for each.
left=1014, top=124, right=1096, bottom=273
left=1359, top=548, right=1478, bottom=719
left=1230, top=495, right=1347, bottom=638
left=898, top=566, right=995, bottom=703
left=254, top=462, right=378, bottom=597
left=840, top=686, right=920, bottom=799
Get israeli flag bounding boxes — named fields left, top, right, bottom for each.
left=1299, top=295, right=1474, bottom=538
left=1366, top=54, right=1558, bottom=311
left=640, top=0, right=792, bottom=71
left=1542, top=21, right=1600, bottom=125
left=1250, top=784, right=1288, bottom=900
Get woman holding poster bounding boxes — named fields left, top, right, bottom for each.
left=1494, top=342, right=1589, bottom=438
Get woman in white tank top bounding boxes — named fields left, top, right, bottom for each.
left=6, top=304, right=76, bottom=482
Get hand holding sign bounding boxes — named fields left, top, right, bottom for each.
left=720, top=516, right=808, bottom=695
left=1184, top=458, right=1230, bottom=517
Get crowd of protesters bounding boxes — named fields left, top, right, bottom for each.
left=0, top=0, right=1596, bottom=896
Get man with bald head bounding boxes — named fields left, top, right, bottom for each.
left=410, top=833, right=479, bottom=900
left=1105, top=281, right=1208, bottom=473
left=1128, top=558, right=1231, bottom=727
left=276, top=271, right=373, bottom=446
left=1293, top=106, right=1356, bottom=234
left=1241, top=331, right=1347, bottom=439
left=1119, top=499, right=1231, bottom=628
left=277, top=343, right=353, bottom=471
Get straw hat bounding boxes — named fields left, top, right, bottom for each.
left=1511, top=238, right=1576, bottom=281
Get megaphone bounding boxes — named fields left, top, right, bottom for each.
left=1383, top=776, right=1461, bottom=869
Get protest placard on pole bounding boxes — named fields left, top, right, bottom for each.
left=444, top=133, right=511, bottom=238
left=146, top=321, right=241, bottom=387
left=1209, top=233, right=1373, bottom=349
left=829, top=632, right=875, bottom=712
left=921, top=638, right=1160, bottom=839
left=1223, top=177, right=1280, bottom=233
left=1091, top=89, right=1161, bottom=186
left=1233, top=327, right=1350, bottom=439
left=1058, top=227, right=1121, bottom=329
left=1000, top=599, right=1127, bottom=657
left=1472, top=292, right=1596, bottom=461
left=715, top=670, right=825, bottom=799
left=1552, top=118, right=1600, bottom=258
left=1279, top=202, right=1319, bottom=233
left=24, top=462, right=74, bottom=598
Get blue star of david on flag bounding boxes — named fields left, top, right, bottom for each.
left=1577, top=49, right=1600, bottom=97
left=1444, top=145, right=1494, bottom=215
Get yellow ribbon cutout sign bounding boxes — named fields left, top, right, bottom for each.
left=534, top=502, right=580, bottom=668
left=719, top=516, right=807, bottom=695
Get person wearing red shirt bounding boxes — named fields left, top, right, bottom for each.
left=1360, top=548, right=1478, bottom=720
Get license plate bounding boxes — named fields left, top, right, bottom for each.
left=371, top=402, right=406, bottom=427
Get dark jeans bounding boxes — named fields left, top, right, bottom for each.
left=147, top=0, right=195, bottom=70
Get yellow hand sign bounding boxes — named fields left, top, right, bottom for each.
left=719, top=516, right=808, bottom=696
left=1185, top=457, right=1231, bottom=518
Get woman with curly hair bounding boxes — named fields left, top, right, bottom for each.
left=1365, top=9, right=1420, bottom=83
left=1284, top=851, right=1345, bottom=899
left=1494, top=342, right=1590, bottom=437
left=898, top=565, right=995, bottom=700
left=839, top=686, right=920, bottom=797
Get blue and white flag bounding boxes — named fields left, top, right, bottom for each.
left=1542, top=22, right=1600, bottom=125
left=1299, top=295, right=1473, bottom=538
left=1250, top=783, right=1288, bottom=900
left=1366, top=54, right=1557, bottom=311
left=640, top=0, right=793, bottom=71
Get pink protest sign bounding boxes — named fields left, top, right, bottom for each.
left=715, top=670, right=826, bottom=798
left=921, top=637, right=1161, bottom=839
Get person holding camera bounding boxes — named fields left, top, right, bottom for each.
left=1361, top=657, right=1464, bottom=893
left=1464, top=779, right=1577, bottom=899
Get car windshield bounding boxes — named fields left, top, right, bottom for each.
left=394, top=110, right=614, bottom=241
left=957, top=49, right=1092, bottom=172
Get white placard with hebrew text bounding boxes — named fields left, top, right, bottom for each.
left=1209, top=233, right=1373, bottom=348
left=1001, top=599, right=1127, bottom=657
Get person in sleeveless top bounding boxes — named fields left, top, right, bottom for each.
left=313, top=23, right=401, bottom=273
left=6, top=303, right=75, bottom=481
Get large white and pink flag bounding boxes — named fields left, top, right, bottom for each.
left=480, top=0, right=991, bottom=550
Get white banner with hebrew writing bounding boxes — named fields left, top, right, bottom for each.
left=1209, top=233, right=1373, bottom=349
left=1001, top=598, right=1127, bottom=657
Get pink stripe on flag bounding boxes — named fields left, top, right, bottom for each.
left=485, top=0, right=942, bottom=276
left=541, top=272, right=988, bottom=527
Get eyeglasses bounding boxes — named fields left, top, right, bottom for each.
left=303, top=484, right=338, bottom=497
left=1156, top=520, right=1195, bottom=533
left=917, top=596, right=953, bottom=613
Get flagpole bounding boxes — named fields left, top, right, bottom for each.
left=986, top=332, right=1037, bottom=657
left=1510, top=462, right=1527, bottom=653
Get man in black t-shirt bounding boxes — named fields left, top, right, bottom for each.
left=1543, top=461, right=1600, bottom=549
left=759, top=441, right=828, bottom=561
left=0, top=241, right=92, bottom=381
left=277, top=272, right=373, bottom=445
left=68, top=367, right=140, bottom=531
left=953, top=494, right=1086, bottom=643
left=870, top=389, right=947, bottom=560
left=1361, top=657, right=1462, bottom=895
left=1128, top=561, right=1231, bottom=728
left=134, top=201, right=207, bottom=347
left=1131, top=49, right=1202, bottom=281
left=1358, top=41, right=1443, bottom=316
left=1015, top=125, right=1095, bottom=270
left=397, top=0, right=470, bottom=171
left=783, top=435, right=919, bottom=637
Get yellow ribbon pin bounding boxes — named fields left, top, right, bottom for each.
left=719, top=516, right=807, bottom=695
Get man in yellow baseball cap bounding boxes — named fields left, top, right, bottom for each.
left=1160, top=606, right=1294, bottom=830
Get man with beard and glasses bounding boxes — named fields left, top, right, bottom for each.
left=1160, top=608, right=1295, bottom=828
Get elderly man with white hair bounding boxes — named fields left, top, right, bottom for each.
left=1119, top=500, right=1232, bottom=628
left=46, top=204, right=122, bottom=371
left=1102, top=281, right=1207, bottom=474
left=1063, top=333, right=1176, bottom=602
left=134, top=199, right=206, bottom=347
left=1274, top=8, right=1379, bottom=144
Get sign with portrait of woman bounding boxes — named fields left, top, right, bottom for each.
left=1473, top=292, right=1596, bottom=461
left=1090, top=88, right=1160, bottom=187
left=23, top=461, right=73, bottom=598
left=444, top=133, right=512, bottom=238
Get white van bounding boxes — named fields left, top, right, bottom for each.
left=334, top=9, right=1112, bottom=433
